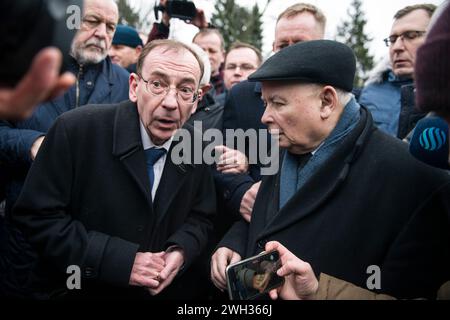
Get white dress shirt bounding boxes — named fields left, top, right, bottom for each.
left=140, top=121, right=173, bottom=200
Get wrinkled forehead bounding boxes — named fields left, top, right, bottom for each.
left=390, top=9, right=431, bottom=34
left=83, top=0, right=118, bottom=21
left=275, top=13, right=321, bottom=39
left=143, top=47, right=202, bottom=83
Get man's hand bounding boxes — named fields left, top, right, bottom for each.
left=158, top=0, right=171, bottom=26
left=30, top=136, right=45, bottom=161
left=265, top=241, right=319, bottom=300
left=158, top=0, right=208, bottom=29
left=148, top=248, right=185, bottom=296
left=129, top=252, right=166, bottom=289
left=0, top=47, right=75, bottom=120
left=211, top=247, right=241, bottom=291
left=190, top=8, right=208, bottom=29
left=215, top=145, right=249, bottom=174
left=239, top=181, right=261, bottom=222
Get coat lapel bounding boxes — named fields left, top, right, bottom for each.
left=112, top=100, right=152, bottom=207
left=153, top=130, right=196, bottom=224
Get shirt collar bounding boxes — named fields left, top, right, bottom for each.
left=139, top=121, right=173, bottom=152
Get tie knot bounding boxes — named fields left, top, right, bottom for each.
left=144, top=147, right=166, bottom=165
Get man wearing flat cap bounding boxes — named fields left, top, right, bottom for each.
left=212, top=40, right=450, bottom=299
left=109, top=24, right=143, bottom=73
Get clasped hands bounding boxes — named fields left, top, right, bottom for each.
left=129, top=249, right=184, bottom=295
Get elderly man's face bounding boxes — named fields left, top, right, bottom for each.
left=223, top=47, right=260, bottom=90
left=129, top=47, right=201, bottom=145
left=389, top=9, right=431, bottom=78
left=71, top=0, right=118, bottom=65
left=273, top=12, right=324, bottom=52
left=261, top=82, right=327, bottom=154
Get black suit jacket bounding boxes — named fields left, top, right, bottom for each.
left=219, top=108, right=450, bottom=299
left=13, top=100, right=216, bottom=298
left=216, top=81, right=271, bottom=215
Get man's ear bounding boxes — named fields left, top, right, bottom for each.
left=191, top=88, right=204, bottom=115
left=319, top=86, right=338, bottom=120
left=135, top=45, right=143, bottom=57
left=129, top=73, right=139, bottom=102
left=200, top=84, right=212, bottom=97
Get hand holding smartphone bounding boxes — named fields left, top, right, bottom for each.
left=226, top=250, right=284, bottom=300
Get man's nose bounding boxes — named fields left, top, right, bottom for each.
left=391, top=36, right=406, bottom=51
left=261, top=106, right=272, bottom=125
left=234, top=67, right=243, bottom=75
left=161, top=88, right=179, bottom=110
left=94, top=22, right=108, bottom=39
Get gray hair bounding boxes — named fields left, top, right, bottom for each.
left=188, top=43, right=211, bottom=87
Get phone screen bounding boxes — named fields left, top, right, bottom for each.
left=226, top=250, right=284, bottom=300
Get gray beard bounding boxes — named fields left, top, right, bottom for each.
left=70, top=47, right=107, bottom=65
left=70, top=41, right=107, bottom=65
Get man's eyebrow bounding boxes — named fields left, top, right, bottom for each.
left=268, top=94, right=286, bottom=102
left=84, top=13, right=100, bottom=19
left=84, top=13, right=116, bottom=25
left=149, top=70, right=196, bottom=86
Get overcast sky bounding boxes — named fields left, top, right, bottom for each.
left=147, top=0, right=444, bottom=63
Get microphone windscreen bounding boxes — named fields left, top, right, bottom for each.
left=409, top=116, right=449, bottom=170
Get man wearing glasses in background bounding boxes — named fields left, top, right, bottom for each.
left=359, top=4, right=436, bottom=139
left=0, top=0, right=130, bottom=298
left=215, top=41, right=262, bottom=106
left=10, top=39, right=216, bottom=299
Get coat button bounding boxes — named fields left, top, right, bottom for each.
left=86, top=81, right=94, bottom=88
left=137, top=225, right=144, bottom=232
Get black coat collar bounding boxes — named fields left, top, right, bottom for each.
left=255, top=107, right=375, bottom=241
left=111, top=100, right=196, bottom=223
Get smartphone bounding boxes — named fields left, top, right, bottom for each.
left=226, top=250, right=284, bottom=300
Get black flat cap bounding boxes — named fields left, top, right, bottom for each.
left=248, top=40, right=356, bottom=92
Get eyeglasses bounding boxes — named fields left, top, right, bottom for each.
left=383, top=30, right=426, bottom=47
left=137, top=74, right=199, bottom=105
left=225, top=63, right=257, bottom=72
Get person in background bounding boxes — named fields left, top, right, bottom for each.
left=359, top=4, right=436, bottom=139
left=109, top=24, right=143, bottom=73
left=223, top=41, right=262, bottom=92
left=215, top=41, right=262, bottom=107
left=193, top=28, right=226, bottom=97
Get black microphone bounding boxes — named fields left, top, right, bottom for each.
left=409, top=116, right=449, bottom=170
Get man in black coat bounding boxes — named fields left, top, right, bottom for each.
left=12, top=40, right=216, bottom=299
left=216, top=3, right=327, bottom=222
left=211, top=40, right=450, bottom=299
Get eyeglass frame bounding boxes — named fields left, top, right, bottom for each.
left=383, top=30, right=426, bottom=47
left=224, top=63, right=258, bottom=72
left=136, top=73, right=200, bottom=106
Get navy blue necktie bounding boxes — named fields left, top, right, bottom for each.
left=144, top=147, right=166, bottom=192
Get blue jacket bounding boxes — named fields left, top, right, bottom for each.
left=359, top=70, right=412, bottom=137
left=0, top=56, right=129, bottom=211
